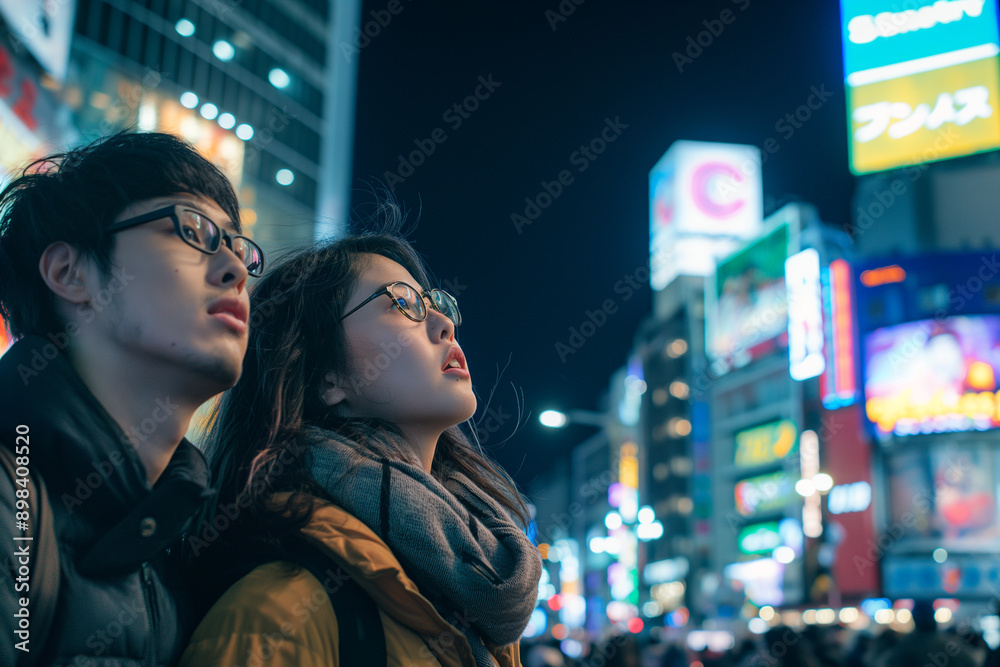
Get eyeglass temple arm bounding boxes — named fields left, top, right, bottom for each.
left=339, top=287, right=391, bottom=321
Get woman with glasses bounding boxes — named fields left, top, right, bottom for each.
left=180, top=220, right=541, bottom=667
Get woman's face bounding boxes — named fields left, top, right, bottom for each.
left=329, top=254, right=476, bottom=434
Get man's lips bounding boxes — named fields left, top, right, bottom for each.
left=208, top=297, right=249, bottom=333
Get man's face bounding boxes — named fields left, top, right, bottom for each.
left=83, top=194, right=250, bottom=395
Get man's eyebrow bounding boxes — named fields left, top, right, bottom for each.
left=178, top=202, right=239, bottom=232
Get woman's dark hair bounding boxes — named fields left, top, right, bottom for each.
left=188, top=213, right=529, bottom=586
left=0, top=131, right=240, bottom=338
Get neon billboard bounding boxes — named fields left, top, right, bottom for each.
left=705, top=207, right=797, bottom=375
left=649, top=141, right=763, bottom=290
left=840, top=0, right=1000, bottom=174
left=733, top=420, right=798, bottom=468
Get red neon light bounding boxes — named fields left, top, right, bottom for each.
left=627, top=618, right=644, bottom=633
left=831, top=260, right=856, bottom=394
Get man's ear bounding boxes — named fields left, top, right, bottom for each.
left=38, top=242, right=93, bottom=305
left=320, top=371, right=348, bottom=407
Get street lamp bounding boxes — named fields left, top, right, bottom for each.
left=539, top=409, right=607, bottom=428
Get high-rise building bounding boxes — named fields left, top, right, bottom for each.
left=2, top=0, right=360, bottom=250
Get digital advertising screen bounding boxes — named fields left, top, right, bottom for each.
left=886, top=443, right=1000, bottom=547
left=840, top=0, right=1000, bottom=174
left=864, top=314, right=1000, bottom=436
left=706, top=206, right=799, bottom=375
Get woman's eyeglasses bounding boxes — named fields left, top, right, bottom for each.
left=340, top=281, right=461, bottom=326
left=106, top=204, right=266, bottom=277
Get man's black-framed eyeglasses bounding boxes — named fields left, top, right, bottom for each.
left=106, top=204, right=266, bottom=277
left=340, top=281, right=461, bottom=326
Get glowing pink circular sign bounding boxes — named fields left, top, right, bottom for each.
left=691, top=162, right=746, bottom=218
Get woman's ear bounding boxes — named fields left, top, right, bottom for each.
left=320, top=371, right=348, bottom=407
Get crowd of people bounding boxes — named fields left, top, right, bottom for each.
left=524, top=602, right=999, bottom=667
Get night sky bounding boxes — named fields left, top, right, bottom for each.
left=350, top=2, right=856, bottom=486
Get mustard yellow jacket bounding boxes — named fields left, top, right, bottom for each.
left=179, top=497, right=522, bottom=666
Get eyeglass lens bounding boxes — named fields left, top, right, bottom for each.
left=389, top=283, right=460, bottom=325
left=430, top=290, right=461, bottom=325
left=179, top=210, right=263, bottom=275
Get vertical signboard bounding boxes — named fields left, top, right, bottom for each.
left=840, top=0, right=1000, bottom=174
left=821, top=259, right=858, bottom=408
left=786, top=248, right=825, bottom=381
left=649, top=141, right=763, bottom=290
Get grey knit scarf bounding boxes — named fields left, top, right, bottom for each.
left=304, top=425, right=541, bottom=666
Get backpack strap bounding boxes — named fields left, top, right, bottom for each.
left=0, top=446, right=60, bottom=667
left=294, top=540, right=387, bottom=667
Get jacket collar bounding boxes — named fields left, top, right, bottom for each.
left=0, top=335, right=212, bottom=574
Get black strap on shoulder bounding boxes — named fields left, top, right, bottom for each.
left=0, top=446, right=60, bottom=667
left=294, top=540, right=387, bottom=667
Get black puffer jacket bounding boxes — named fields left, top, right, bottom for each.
left=0, top=336, right=212, bottom=666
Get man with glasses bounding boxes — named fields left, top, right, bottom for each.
left=0, top=132, right=265, bottom=665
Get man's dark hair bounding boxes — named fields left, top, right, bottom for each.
left=0, top=131, right=241, bottom=339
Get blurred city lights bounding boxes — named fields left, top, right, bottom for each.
left=861, top=598, right=891, bottom=617
left=637, top=506, right=655, bottom=524
left=200, top=103, right=218, bottom=120
left=896, top=608, right=913, bottom=624
left=758, top=606, right=775, bottom=621
left=625, top=374, right=646, bottom=395
left=175, top=19, right=196, bottom=37
left=795, top=479, right=815, bottom=496
left=137, top=104, right=156, bottom=131
left=670, top=417, right=692, bottom=437
left=217, top=112, right=236, bottom=129
left=213, top=40, right=235, bottom=61
left=539, top=410, right=568, bottom=428
left=935, top=607, right=953, bottom=623
left=180, top=91, right=199, bottom=109
left=666, top=339, right=688, bottom=357
left=933, top=548, right=948, bottom=563
left=813, top=473, right=834, bottom=493
left=236, top=124, right=254, bottom=140
left=839, top=607, right=859, bottom=623
left=627, top=618, right=644, bottom=633
left=748, top=617, right=769, bottom=634
left=881, top=610, right=901, bottom=625
left=667, top=607, right=690, bottom=628
left=276, top=169, right=295, bottom=186
left=642, top=600, right=663, bottom=617
left=772, top=546, right=795, bottom=564
left=560, top=639, right=582, bottom=659
left=522, top=608, right=547, bottom=639
left=636, top=520, right=663, bottom=541
left=269, top=67, right=291, bottom=89
left=604, top=511, right=623, bottom=530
